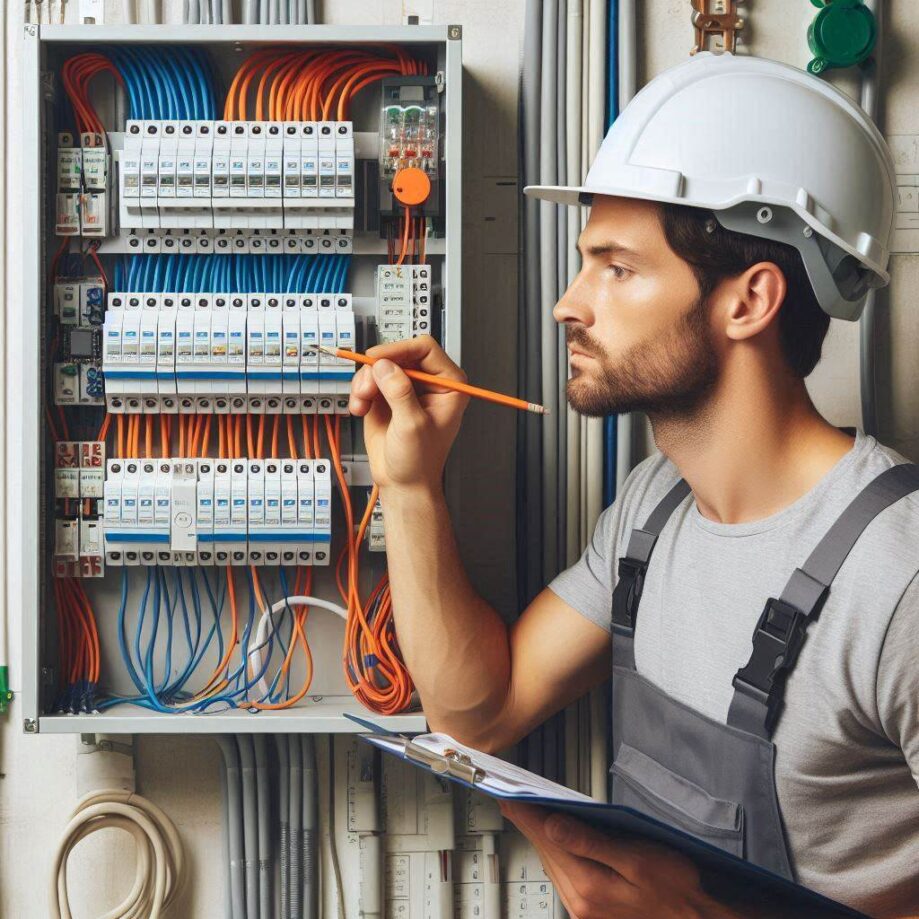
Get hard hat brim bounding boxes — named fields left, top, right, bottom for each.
left=522, top=183, right=890, bottom=291
left=523, top=184, right=589, bottom=206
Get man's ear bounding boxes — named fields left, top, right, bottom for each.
left=722, top=261, right=786, bottom=342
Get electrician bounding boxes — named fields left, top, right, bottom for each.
left=350, top=54, right=919, bottom=919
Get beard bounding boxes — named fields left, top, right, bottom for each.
left=565, top=295, right=719, bottom=418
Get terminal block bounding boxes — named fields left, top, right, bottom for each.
left=375, top=264, right=431, bottom=344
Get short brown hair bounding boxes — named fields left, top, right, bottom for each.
left=659, top=203, right=830, bottom=378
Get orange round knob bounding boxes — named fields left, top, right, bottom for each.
left=392, top=167, right=432, bottom=206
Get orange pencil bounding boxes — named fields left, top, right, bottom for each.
left=319, top=345, right=550, bottom=415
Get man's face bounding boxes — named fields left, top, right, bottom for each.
left=554, top=196, right=719, bottom=418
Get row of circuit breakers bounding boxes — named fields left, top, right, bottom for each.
left=54, top=267, right=431, bottom=413
left=57, top=105, right=439, bottom=246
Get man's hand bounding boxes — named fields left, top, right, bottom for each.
left=499, top=801, right=740, bottom=919
left=348, top=335, right=469, bottom=492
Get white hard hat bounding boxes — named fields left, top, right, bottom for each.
left=525, top=53, right=897, bottom=320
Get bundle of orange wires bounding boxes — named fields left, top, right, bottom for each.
left=224, top=45, right=427, bottom=122
left=323, top=415, right=414, bottom=715
left=60, top=53, right=122, bottom=142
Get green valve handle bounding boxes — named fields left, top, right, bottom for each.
left=807, top=0, right=877, bottom=74
left=0, top=666, right=12, bottom=714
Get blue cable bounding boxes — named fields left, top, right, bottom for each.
left=161, top=48, right=193, bottom=120
left=117, top=568, right=146, bottom=694
left=603, top=0, right=620, bottom=508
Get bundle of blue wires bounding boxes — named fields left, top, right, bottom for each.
left=108, top=46, right=217, bottom=120
left=114, top=253, right=351, bottom=294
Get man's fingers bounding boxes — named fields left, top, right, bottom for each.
left=351, top=365, right=378, bottom=399
left=348, top=366, right=378, bottom=416
left=371, top=359, right=428, bottom=431
left=366, top=334, right=466, bottom=382
left=545, top=815, right=632, bottom=873
left=545, top=814, right=694, bottom=889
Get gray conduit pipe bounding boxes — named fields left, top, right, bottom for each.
left=216, top=737, right=246, bottom=919
left=306, top=0, right=315, bottom=23
left=520, top=0, right=544, bottom=606
left=565, top=0, right=583, bottom=570
left=222, top=0, right=232, bottom=23
left=301, top=735, right=318, bottom=919
left=616, top=0, right=637, bottom=490
left=243, top=0, right=257, bottom=24
left=253, top=735, right=272, bottom=919
left=219, top=743, right=233, bottom=916
left=237, top=735, right=260, bottom=919
left=279, top=0, right=288, bottom=24
left=558, top=0, right=581, bottom=796
left=274, top=736, right=291, bottom=919
left=289, top=735, right=303, bottom=919
left=539, top=0, right=560, bottom=584
left=859, top=0, right=882, bottom=437
left=297, top=0, right=307, bottom=24
left=556, top=0, right=568, bottom=575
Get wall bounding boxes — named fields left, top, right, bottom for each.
left=2, top=1, right=917, bottom=917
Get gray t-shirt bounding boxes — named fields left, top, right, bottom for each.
left=549, top=431, right=919, bottom=916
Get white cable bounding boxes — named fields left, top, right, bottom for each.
left=247, top=595, right=348, bottom=699
left=121, top=0, right=135, bottom=24
left=50, top=790, right=185, bottom=919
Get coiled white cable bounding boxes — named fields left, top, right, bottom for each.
left=50, top=790, right=185, bottom=919
left=248, top=596, right=348, bottom=699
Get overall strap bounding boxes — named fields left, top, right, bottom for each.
left=728, top=462, right=919, bottom=739
left=611, top=478, right=692, bottom=669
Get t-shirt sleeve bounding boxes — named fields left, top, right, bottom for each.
left=877, top=570, right=919, bottom=789
left=548, top=453, right=669, bottom=633
left=548, top=502, right=619, bottom=632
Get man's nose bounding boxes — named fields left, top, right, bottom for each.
left=553, top=278, right=593, bottom=326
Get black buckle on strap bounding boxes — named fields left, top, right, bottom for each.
left=732, top=597, right=808, bottom=713
left=611, top=557, right=646, bottom=631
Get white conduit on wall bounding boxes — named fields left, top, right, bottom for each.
left=583, top=0, right=610, bottom=805
left=183, top=0, right=316, bottom=24
left=615, top=0, right=638, bottom=491
left=859, top=0, right=882, bottom=437
left=519, top=0, right=611, bottom=799
left=539, top=0, right=559, bottom=585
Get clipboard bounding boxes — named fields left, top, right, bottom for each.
left=350, top=717, right=868, bottom=919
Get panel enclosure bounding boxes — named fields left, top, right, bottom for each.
left=17, top=24, right=462, bottom=734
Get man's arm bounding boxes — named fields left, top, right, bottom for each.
left=349, top=336, right=610, bottom=751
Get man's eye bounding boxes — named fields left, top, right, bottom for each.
left=608, top=265, right=631, bottom=279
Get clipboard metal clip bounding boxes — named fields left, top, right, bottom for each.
left=404, top=741, right=485, bottom=785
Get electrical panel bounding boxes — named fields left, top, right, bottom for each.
left=17, top=25, right=461, bottom=735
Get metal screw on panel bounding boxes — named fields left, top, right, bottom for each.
left=448, top=24, right=462, bottom=39
left=23, top=719, right=37, bottom=734
left=803, top=226, right=814, bottom=238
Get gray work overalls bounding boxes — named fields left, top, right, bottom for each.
left=608, top=462, right=919, bottom=881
